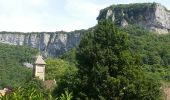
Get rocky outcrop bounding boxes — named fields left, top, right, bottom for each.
left=0, top=3, right=169, bottom=57
left=0, top=31, right=85, bottom=57
left=97, top=3, right=170, bottom=34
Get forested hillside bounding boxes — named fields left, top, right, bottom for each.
left=59, top=24, right=170, bottom=99
left=62, top=25, right=170, bottom=82
left=0, top=21, right=170, bottom=100
left=124, top=25, right=170, bottom=81
left=1, top=2, right=170, bottom=100
left=0, top=43, right=37, bottom=88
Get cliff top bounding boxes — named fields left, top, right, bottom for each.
left=97, top=3, right=166, bottom=20
left=97, top=2, right=170, bottom=34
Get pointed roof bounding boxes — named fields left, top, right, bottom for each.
left=35, top=55, right=46, bottom=65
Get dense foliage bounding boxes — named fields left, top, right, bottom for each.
left=58, top=21, right=162, bottom=99
left=59, top=48, right=77, bottom=64
left=0, top=43, right=37, bottom=88
left=1, top=19, right=170, bottom=99
left=61, top=25, right=170, bottom=83
left=122, top=25, right=170, bottom=81
left=45, top=58, right=77, bottom=82
left=0, top=78, right=73, bottom=100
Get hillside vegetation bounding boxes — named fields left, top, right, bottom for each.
left=0, top=43, right=37, bottom=88
left=62, top=25, right=170, bottom=83
left=57, top=23, right=170, bottom=99
left=1, top=21, right=170, bottom=99
left=124, top=25, right=170, bottom=81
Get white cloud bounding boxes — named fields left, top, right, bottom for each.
left=65, top=0, right=104, bottom=18
left=0, top=0, right=50, bottom=32
left=62, top=0, right=108, bottom=31
left=26, top=0, right=48, bottom=6
left=0, top=15, right=42, bottom=32
left=58, top=20, right=85, bottom=31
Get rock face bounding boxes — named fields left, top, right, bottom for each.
left=0, top=3, right=169, bottom=57
left=97, top=3, right=170, bottom=34
left=0, top=31, right=85, bottom=57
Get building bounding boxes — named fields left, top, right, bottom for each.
left=34, top=55, right=46, bottom=81
left=34, top=55, right=56, bottom=91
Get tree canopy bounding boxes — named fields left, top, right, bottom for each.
left=74, top=21, right=161, bottom=99
left=0, top=43, right=37, bottom=88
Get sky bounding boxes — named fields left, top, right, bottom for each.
left=0, top=0, right=170, bottom=32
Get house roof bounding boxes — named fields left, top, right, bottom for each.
left=35, top=55, right=46, bottom=65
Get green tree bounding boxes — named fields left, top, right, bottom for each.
left=0, top=78, right=73, bottom=100
left=75, top=21, right=161, bottom=99
left=0, top=43, right=37, bottom=88
left=45, top=59, right=77, bottom=82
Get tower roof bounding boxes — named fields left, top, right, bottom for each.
left=35, top=55, right=46, bottom=65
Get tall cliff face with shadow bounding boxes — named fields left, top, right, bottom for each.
left=0, top=31, right=85, bottom=57
left=0, top=3, right=170, bottom=57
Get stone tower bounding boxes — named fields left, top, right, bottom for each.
left=34, top=55, right=46, bottom=81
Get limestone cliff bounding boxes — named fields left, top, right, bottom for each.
left=0, top=3, right=169, bottom=57
left=97, top=3, right=170, bottom=34
left=0, top=31, right=85, bottom=57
